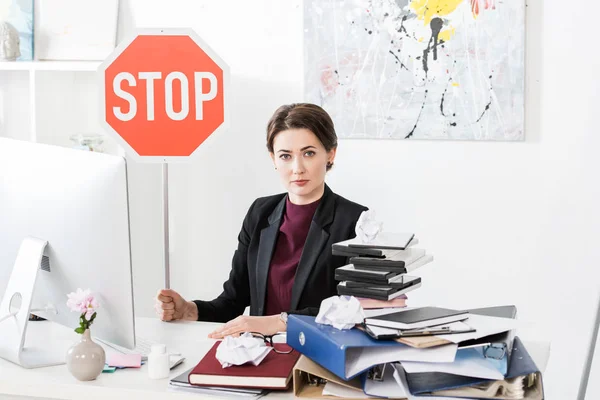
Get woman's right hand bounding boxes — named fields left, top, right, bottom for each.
left=155, top=289, right=198, bottom=321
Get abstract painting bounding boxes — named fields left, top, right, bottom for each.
left=304, top=0, right=525, bottom=140
left=0, top=0, right=33, bottom=61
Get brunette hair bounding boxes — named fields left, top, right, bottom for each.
left=266, top=103, right=337, bottom=171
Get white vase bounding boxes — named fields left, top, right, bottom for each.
left=65, top=329, right=106, bottom=381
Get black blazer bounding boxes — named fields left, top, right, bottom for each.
left=194, top=184, right=368, bottom=322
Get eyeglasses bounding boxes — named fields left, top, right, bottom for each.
left=248, top=332, right=294, bottom=354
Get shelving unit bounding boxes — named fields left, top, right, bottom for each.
left=0, top=61, right=118, bottom=155
left=0, top=61, right=101, bottom=72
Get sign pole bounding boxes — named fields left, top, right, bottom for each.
left=162, top=162, right=170, bottom=289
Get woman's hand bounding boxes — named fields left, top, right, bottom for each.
left=155, top=289, right=198, bottom=322
left=208, top=315, right=285, bottom=339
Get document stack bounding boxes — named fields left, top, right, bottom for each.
left=287, top=305, right=545, bottom=399
left=332, top=232, right=433, bottom=301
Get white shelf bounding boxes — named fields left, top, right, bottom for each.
left=0, top=61, right=101, bottom=72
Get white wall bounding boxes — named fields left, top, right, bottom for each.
left=1, top=1, right=599, bottom=399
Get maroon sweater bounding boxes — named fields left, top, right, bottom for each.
left=264, top=196, right=320, bottom=316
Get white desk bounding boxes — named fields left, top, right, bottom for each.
left=0, top=317, right=291, bottom=400
left=0, top=317, right=551, bottom=400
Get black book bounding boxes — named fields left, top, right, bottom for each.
left=364, top=307, right=469, bottom=330
left=350, top=248, right=425, bottom=268
left=334, top=264, right=401, bottom=284
left=336, top=280, right=421, bottom=301
left=345, top=275, right=421, bottom=290
left=332, top=245, right=386, bottom=258
left=332, top=236, right=419, bottom=258
left=352, top=254, right=434, bottom=274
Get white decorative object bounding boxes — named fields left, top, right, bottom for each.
left=36, top=0, right=119, bottom=61
left=65, top=329, right=105, bottom=381
left=0, top=20, right=20, bottom=61
left=69, top=133, right=105, bottom=152
left=147, top=344, right=170, bottom=379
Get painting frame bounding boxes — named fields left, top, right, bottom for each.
left=304, top=0, right=526, bottom=141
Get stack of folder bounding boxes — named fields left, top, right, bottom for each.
left=332, top=232, right=433, bottom=301
left=286, top=306, right=545, bottom=399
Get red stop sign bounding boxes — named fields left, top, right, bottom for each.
left=99, top=29, right=229, bottom=162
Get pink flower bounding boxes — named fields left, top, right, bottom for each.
left=66, top=288, right=100, bottom=320
left=66, top=288, right=100, bottom=334
left=67, top=288, right=89, bottom=312
left=83, top=296, right=99, bottom=320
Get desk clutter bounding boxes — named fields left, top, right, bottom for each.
left=286, top=305, right=543, bottom=400
left=169, top=231, right=544, bottom=399
left=170, top=304, right=542, bottom=399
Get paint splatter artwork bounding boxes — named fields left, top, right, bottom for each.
left=304, top=0, right=525, bottom=140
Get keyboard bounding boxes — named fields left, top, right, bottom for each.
left=97, top=335, right=186, bottom=369
left=129, top=335, right=156, bottom=359
left=98, top=336, right=165, bottom=360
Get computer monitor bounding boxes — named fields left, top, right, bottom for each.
left=0, top=137, right=136, bottom=368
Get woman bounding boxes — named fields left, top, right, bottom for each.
left=156, top=103, right=368, bottom=338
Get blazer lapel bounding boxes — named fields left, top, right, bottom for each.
left=255, top=196, right=286, bottom=315
left=289, top=184, right=335, bottom=310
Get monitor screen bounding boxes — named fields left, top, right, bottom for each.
left=0, top=138, right=136, bottom=367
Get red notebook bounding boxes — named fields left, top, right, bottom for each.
left=188, top=341, right=301, bottom=389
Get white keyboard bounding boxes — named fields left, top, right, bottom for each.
left=97, top=335, right=184, bottom=367
left=129, top=335, right=156, bottom=359
left=97, top=335, right=157, bottom=360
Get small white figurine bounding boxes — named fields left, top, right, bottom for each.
left=0, top=21, right=21, bottom=61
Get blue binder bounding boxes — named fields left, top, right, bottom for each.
left=286, top=314, right=456, bottom=381
left=405, top=336, right=543, bottom=398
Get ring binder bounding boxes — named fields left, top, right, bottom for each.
left=367, top=364, right=385, bottom=381
left=306, top=373, right=327, bottom=386
left=484, top=342, right=507, bottom=360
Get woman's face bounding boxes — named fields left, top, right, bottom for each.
left=270, top=128, right=336, bottom=205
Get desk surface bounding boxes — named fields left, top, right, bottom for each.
left=0, top=317, right=550, bottom=400
left=0, top=317, right=291, bottom=400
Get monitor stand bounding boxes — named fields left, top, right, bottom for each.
left=0, top=237, right=66, bottom=368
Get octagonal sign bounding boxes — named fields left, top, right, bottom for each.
left=99, top=29, right=229, bottom=162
